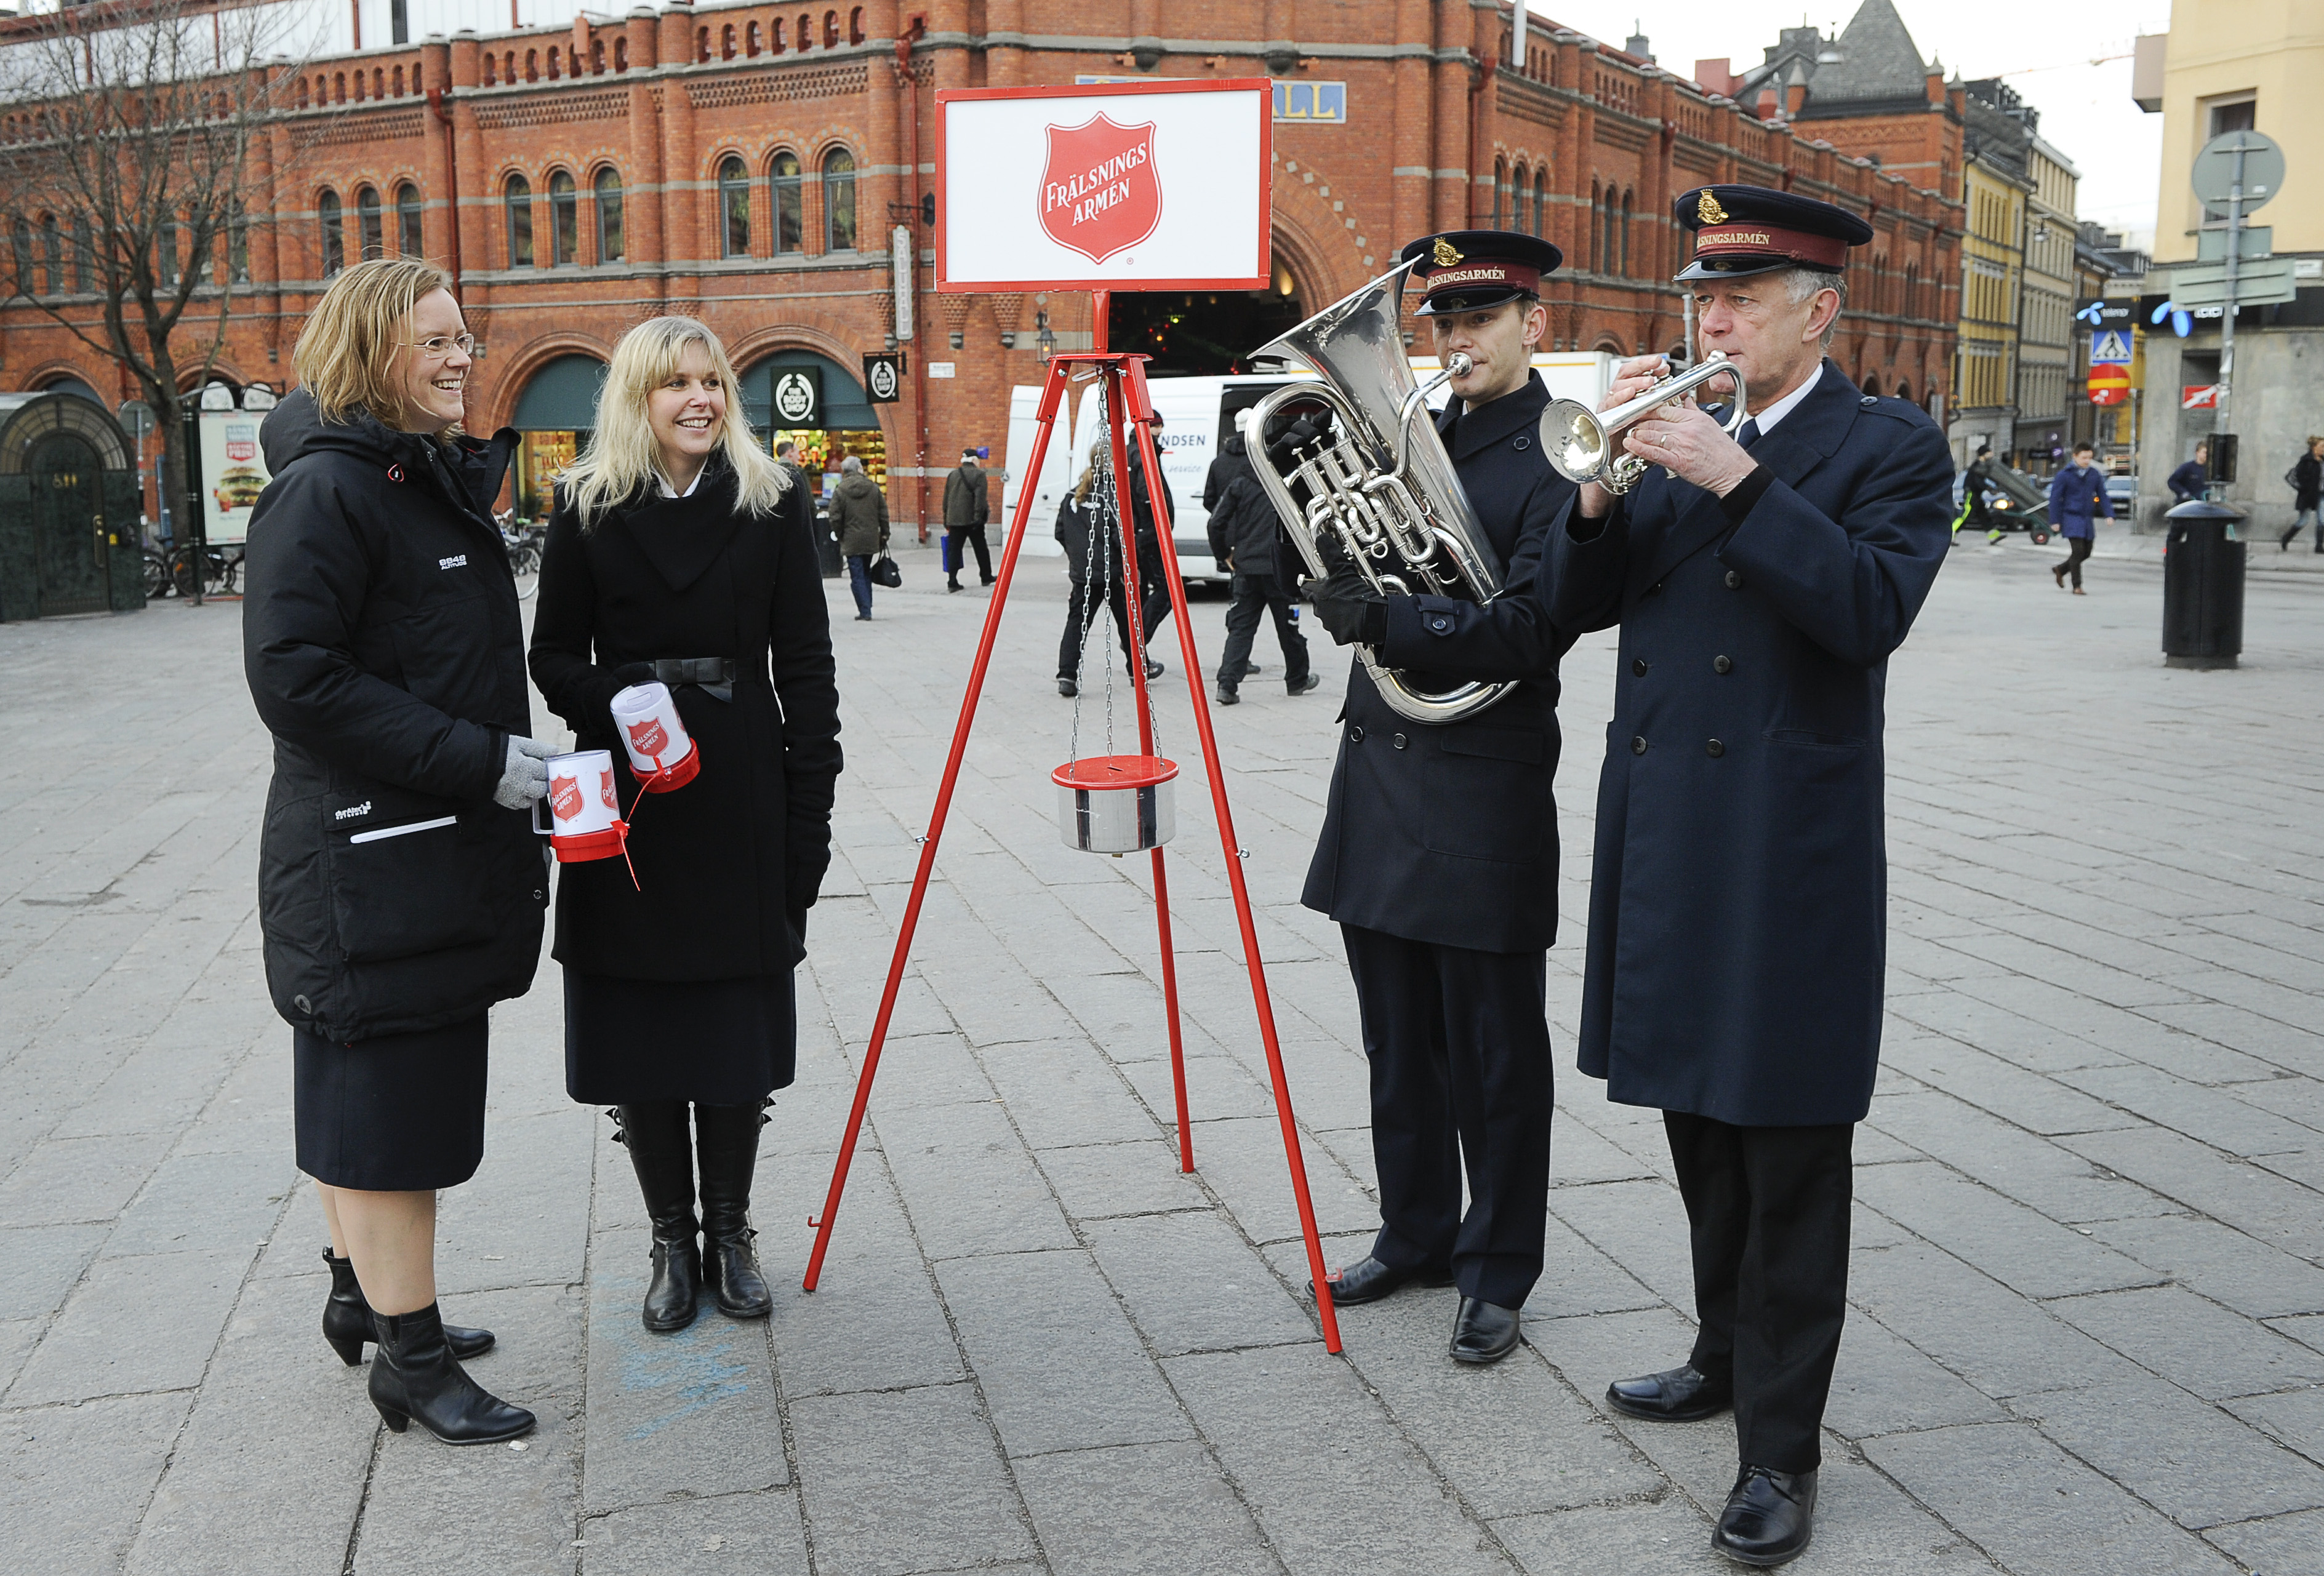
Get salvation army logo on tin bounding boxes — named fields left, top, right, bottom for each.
left=550, top=774, right=582, bottom=823
left=625, top=716, right=668, bottom=758
left=1040, top=114, right=1162, bottom=265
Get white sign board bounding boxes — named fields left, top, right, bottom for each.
left=199, top=409, right=271, bottom=545
left=937, top=80, right=1271, bottom=293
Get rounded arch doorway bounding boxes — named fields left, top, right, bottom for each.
left=509, top=353, right=607, bottom=519
left=1105, top=255, right=1307, bottom=375
left=741, top=349, right=888, bottom=500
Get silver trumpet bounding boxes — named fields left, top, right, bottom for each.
left=1244, top=260, right=1517, bottom=725
left=1539, top=351, right=1748, bottom=494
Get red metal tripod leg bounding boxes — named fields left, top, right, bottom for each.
left=802, top=359, right=1071, bottom=1292
left=1100, top=366, right=1196, bottom=1175
left=1123, top=363, right=1342, bottom=1351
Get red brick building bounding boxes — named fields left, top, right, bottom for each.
left=0, top=1, right=1961, bottom=529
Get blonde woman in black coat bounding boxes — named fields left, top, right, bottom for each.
left=529, top=318, right=841, bottom=1332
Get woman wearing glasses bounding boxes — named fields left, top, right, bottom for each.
left=530, top=317, right=840, bottom=1334
left=244, top=260, right=550, bottom=1443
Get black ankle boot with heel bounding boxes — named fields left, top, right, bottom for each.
left=368, top=1302, right=534, bottom=1444
left=321, top=1249, right=494, bottom=1367
left=694, top=1101, right=773, bottom=1319
left=614, top=1102, right=703, bottom=1332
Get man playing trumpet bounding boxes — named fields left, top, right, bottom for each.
left=1544, top=186, right=1952, bottom=1565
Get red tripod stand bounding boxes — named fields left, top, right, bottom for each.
left=801, top=323, right=1342, bottom=1354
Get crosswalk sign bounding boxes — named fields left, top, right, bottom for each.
left=2090, top=329, right=2133, bottom=365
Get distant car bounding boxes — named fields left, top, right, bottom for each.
left=2105, top=473, right=2138, bottom=512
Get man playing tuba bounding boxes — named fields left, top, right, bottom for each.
left=1291, top=230, right=1575, bottom=1366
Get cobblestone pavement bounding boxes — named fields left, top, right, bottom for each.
left=2, top=537, right=2322, bottom=1576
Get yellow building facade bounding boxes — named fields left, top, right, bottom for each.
left=1953, top=156, right=2026, bottom=460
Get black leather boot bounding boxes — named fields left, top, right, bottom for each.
left=694, top=1102, right=773, bottom=1319
left=322, top=1249, right=494, bottom=1366
left=615, top=1103, right=702, bottom=1332
left=367, top=1302, right=535, bottom=1444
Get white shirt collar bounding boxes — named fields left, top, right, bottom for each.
left=655, top=466, right=704, bottom=499
left=1748, top=361, right=1824, bottom=436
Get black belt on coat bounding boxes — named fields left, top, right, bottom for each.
left=651, top=656, right=735, bottom=702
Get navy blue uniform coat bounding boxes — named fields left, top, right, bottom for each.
left=1547, top=363, right=1950, bottom=1124
left=1302, top=372, right=1577, bottom=954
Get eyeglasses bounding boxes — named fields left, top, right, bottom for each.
left=403, top=332, right=476, bottom=359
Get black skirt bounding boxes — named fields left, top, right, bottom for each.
left=564, top=969, right=796, bottom=1105
left=295, top=1015, right=489, bottom=1191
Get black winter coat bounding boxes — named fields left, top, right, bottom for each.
left=242, top=389, right=547, bottom=1043
left=2294, top=452, right=2321, bottom=512
left=1547, top=364, right=1952, bottom=1126
left=1202, top=434, right=1284, bottom=580
left=1302, top=372, right=1575, bottom=954
left=529, top=456, right=841, bottom=982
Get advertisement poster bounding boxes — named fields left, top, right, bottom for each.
left=199, top=410, right=271, bottom=545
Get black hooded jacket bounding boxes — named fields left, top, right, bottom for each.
left=241, top=387, right=546, bottom=1042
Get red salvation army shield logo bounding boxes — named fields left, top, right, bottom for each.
left=1040, top=114, right=1162, bottom=264
left=599, top=769, right=619, bottom=809
left=550, top=774, right=582, bottom=823
left=625, top=716, right=668, bottom=758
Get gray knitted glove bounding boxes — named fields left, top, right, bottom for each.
left=493, top=735, right=555, bottom=809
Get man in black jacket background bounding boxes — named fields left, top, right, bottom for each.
left=1205, top=410, right=1316, bottom=705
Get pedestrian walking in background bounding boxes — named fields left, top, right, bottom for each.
left=2169, top=441, right=2210, bottom=505
left=830, top=455, right=890, bottom=618
left=1054, top=441, right=1138, bottom=696
left=530, top=316, right=842, bottom=1337
left=2050, top=442, right=2112, bottom=594
left=242, top=257, right=545, bottom=1446
left=1952, top=442, right=1995, bottom=540
left=1204, top=409, right=1315, bottom=706
left=2282, top=436, right=2322, bottom=551
left=942, top=446, right=993, bottom=591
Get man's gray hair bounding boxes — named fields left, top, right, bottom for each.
left=840, top=455, right=863, bottom=474
left=1781, top=266, right=1848, bottom=349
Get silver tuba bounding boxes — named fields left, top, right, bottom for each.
left=1539, top=351, right=1749, bottom=494
left=1243, top=260, right=1516, bottom=725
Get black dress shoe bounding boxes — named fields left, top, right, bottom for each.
left=1144, top=657, right=1165, bottom=679
left=1216, top=686, right=1239, bottom=706
left=1606, top=1363, right=1733, bottom=1421
left=321, top=1249, right=493, bottom=1366
left=1057, top=678, right=1077, bottom=697
left=1307, top=1255, right=1453, bottom=1306
left=1287, top=673, right=1321, bottom=697
left=1449, top=1297, right=1521, bottom=1365
left=1712, top=1464, right=1816, bottom=1566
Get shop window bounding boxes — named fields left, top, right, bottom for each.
left=823, top=147, right=856, bottom=252
left=595, top=168, right=623, bottom=264
left=397, top=183, right=423, bottom=258
left=720, top=157, right=751, bottom=258
left=319, top=189, right=344, bottom=276
left=356, top=185, right=383, bottom=262
left=772, top=152, right=803, bottom=254
left=548, top=170, right=578, bottom=266
left=504, top=174, right=533, bottom=268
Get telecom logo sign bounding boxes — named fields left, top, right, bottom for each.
left=1040, top=114, right=1162, bottom=265
left=772, top=370, right=819, bottom=426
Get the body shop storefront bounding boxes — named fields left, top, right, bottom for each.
left=741, top=351, right=887, bottom=506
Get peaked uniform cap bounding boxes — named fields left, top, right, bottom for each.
left=1398, top=229, right=1563, bottom=315
left=1673, top=186, right=1874, bottom=281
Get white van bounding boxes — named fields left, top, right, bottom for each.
left=1000, top=351, right=1616, bottom=583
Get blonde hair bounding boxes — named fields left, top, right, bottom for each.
left=561, top=316, right=789, bottom=529
left=1073, top=439, right=1108, bottom=505
left=292, top=257, right=457, bottom=431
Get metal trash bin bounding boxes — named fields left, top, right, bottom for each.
left=2162, top=499, right=2246, bottom=670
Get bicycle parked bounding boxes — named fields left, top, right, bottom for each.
left=500, top=511, right=545, bottom=601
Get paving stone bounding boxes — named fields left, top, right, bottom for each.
left=580, top=1230, right=788, bottom=1513
left=1083, top=1208, right=1320, bottom=1356
left=1491, top=1497, right=1723, bottom=1576
left=1865, top=1421, right=2243, bottom=1575
left=870, top=1097, right=1075, bottom=1260
left=787, top=1383, right=1036, bottom=1576
left=2062, top=1128, right=2324, bottom=1265
left=2050, top=1284, right=2324, bottom=1401
left=1865, top=1088, right=2171, bottom=1223
left=102, top=1146, right=295, bottom=1258
left=0, top=1393, right=191, bottom=1576
left=0, top=1129, right=177, bottom=1228
left=1549, top=1178, right=1697, bottom=1316
left=1855, top=1160, right=2161, bottom=1299
left=0, top=1222, right=107, bottom=1321
left=1035, top=1137, right=1211, bottom=1222
left=934, top=1247, right=1192, bottom=1457
left=1166, top=1345, right=1516, bottom=1575
left=2226, top=1385, right=2324, bottom=1463
left=2059, top=1063, right=2323, bottom=1157
left=1175, top=1113, right=1376, bottom=1246
left=579, top=1488, right=811, bottom=1576
left=1881, top=1033, right=2137, bottom=1135
left=1521, top=1213, right=1664, bottom=1321
left=9, top=1246, right=250, bottom=1404
left=1823, top=1308, right=2009, bottom=1441
left=1013, top=1441, right=1278, bottom=1576
left=2087, top=1212, right=2324, bottom=1321
left=436, top=1109, right=596, bottom=1297
left=2202, top=1507, right=2324, bottom=1575
left=2014, top=1374, right=2324, bottom=1529
left=1848, top=1239, right=2141, bottom=1400
left=976, top=1036, right=1164, bottom=1148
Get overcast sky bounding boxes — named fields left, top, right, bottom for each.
left=1541, top=1, right=2174, bottom=247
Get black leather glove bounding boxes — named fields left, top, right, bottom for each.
left=1304, top=538, right=1387, bottom=647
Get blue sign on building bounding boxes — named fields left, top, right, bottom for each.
left=1273, top=81, right=1347, bottom=124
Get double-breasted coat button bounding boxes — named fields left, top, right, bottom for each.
left=1725, top=569, right=1744, bottom=590
left=1350, top=725, right=1365, bottom=743
left=1428, top=614, right=1451, bottom=633
left=1632, top=658, right=1649, bottom=676
left=1632, top=735, right=1648, bottom=755
left=1713, top=655, right=1732, bottom=674
left=1392, top=732, right=1408, bottom=750
left=1707, top=739, right=1725, bottom=758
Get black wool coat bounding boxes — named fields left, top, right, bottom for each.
left=242, top=388, right=547, bottom=1043
left=1202, top=434, right=1285, bottom=581
left=529, top=457, right=841, bottom=982
left=1547, top=363, right=1952, bottom=1126
left=1302, top=371, right=1576, bottom=955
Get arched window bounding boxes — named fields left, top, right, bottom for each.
left=1895, top=380, right=1912, bottom=404
left=614, top=36, right=628, bottom=70
left=1861, top=374, right=1880, bottom=398
left=721, top=24, right=737, bottom=59
left=595, top=168, right=624, bottom=263
left=774, top=18, right=788, bottom=49
left=696, top=27, right=710, bottom=62
left=333, top=72, right=347, bottom=103
left=746, top=22, right=762, bottom=55
left=1587, top=181, right=1601, bottom=272
left=823, top=10, right=839, bottom=46
left=591, top=39, right=605, bottom=73
left=771, top=151, right=803, bottom=254
left=1533, top=170, right=1549, bottom=238
left=372, top=68, right=385, bottom=99
left=353, top=70, right=366, bottom=102
left=483, top=54, right=497, bottom=86
left=10, top=218, right=30, bottom=294
left=719, top=156, right=751, bottom=257
left=397, top=183, right=423, bottom=257
left=319, top=189, right=345, bottom=276
left=356, top=185, right=383, bottom=261
left=798, top=12, right=812, bottom=49
left=548, top=170, right=578, bottom=266
left=524, top=49, right=539, bottom=82
left=503, top=174, right=533, bottom=268
left=393, top=65, right=405, bottom=97
left=39, top=214, right=60, bottom=295
left=547, top=46, right=561, bottom=80
left=1620, top=190, right=1633, bottom=276
left=297, top=76, right=311, bottom=107
left=850, top=6, right=865, bottom=42
left=73, top=214, right=94, bottom=293
left=1491, top=157, right=1507, bottom=226
left=823, top=147, right=857, bottom=251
